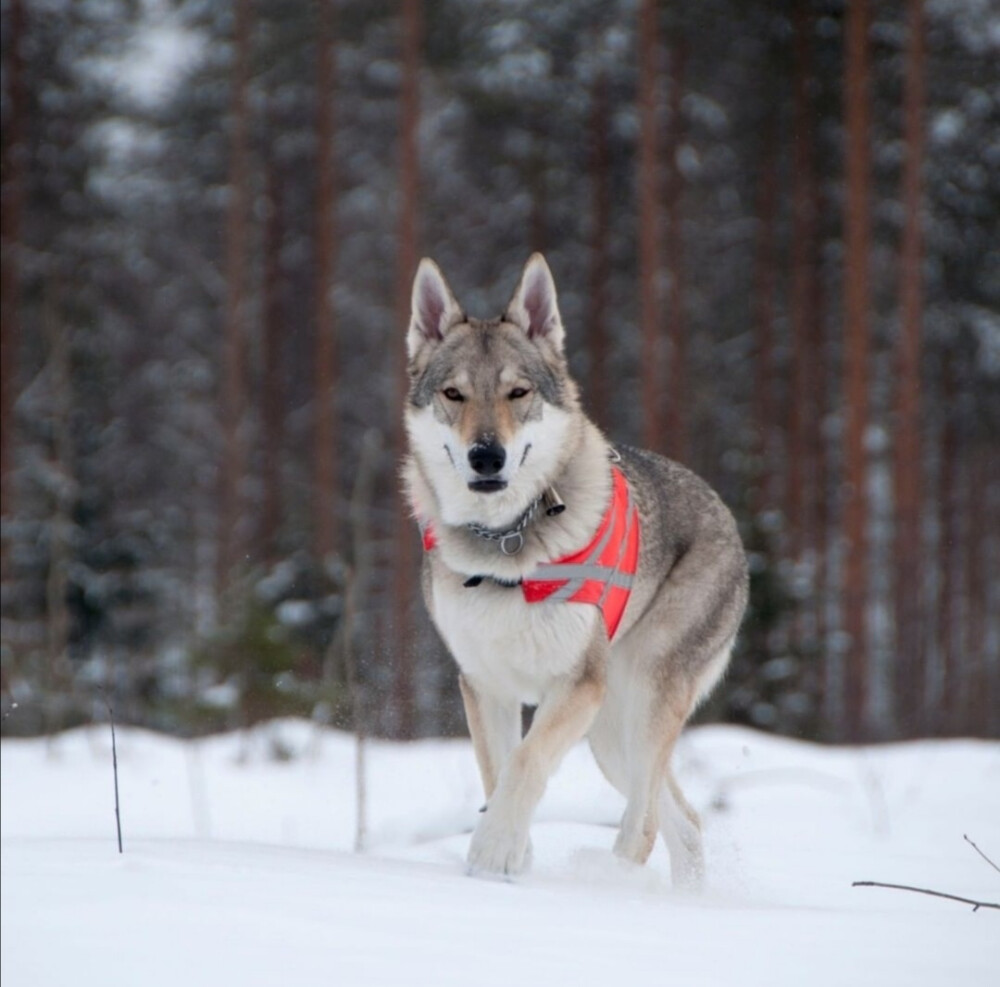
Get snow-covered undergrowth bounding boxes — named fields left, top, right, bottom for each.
left=2, top=720, right=997, bottom=986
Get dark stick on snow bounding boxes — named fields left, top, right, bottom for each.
left=108, top=701, right=124, bottom=854
left=964, top=834, right=1000, bottom=876
left=852, top=881, right=999, bottom=912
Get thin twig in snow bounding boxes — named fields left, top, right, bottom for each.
left=102, top=696, right=124, bottom=854
left=342, top=428, right=380, bottom=854
left=964, top=834, right=1000, bottom=876
left=852, top=881, right=999, bottom=912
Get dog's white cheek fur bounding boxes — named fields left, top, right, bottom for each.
left=406, top=405, right=457, bottom=475
left=504, top=406, right=574, bottom=495
left=407, top=403, right=576, bottom=529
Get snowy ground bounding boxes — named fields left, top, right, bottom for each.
left=2, top=720, right=998, bottom=986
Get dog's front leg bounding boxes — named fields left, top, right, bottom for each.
left=459, top=674, right=521, bottom=800
left=467, top=647, right=606, bottom=876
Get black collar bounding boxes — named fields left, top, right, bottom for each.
left=463, top=574, right=522, bottom=589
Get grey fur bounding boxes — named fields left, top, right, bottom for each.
left=409, top=318, right=566, bottom=410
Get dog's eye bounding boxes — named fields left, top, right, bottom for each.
left=508, top=387, right=530, bottom=400
left=442, top=387, right=464, bottom=402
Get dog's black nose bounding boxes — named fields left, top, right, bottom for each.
left=468, top=441, right=506, bottom=477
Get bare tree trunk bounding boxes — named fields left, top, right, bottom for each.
left=217, top=0, right=253, bottom=609
left=260, top=148, right=284, bottom=567
left=43, top=296, right=74, bottom=736
left=529, top=138, right=547, bottom=256
left=936, top=356, right=958, bottom=735
left=637, top=0, right=662, bottom=450
left=964, top=443, right=987, bottom=735
left=752, top=124, right=778, bottom=515
left=810, top=180, right=832, bottom=726
left=984, top=452, right=1000, bottom=737
left=664, top=40, right=687, bottom=465
left=343, top=429, right=380, bottom=852
left=587, top=70, right=611, bottom=429
left=1, top=0, right=27, bottom=541
left=788, top=1, right=816, bottom=572
left=390, top=0, right=422, bottom=739
left=313, top=0, right=339, bottom=563
left=892, top=0, right=926, bottom=737
left=841, top=0, right=873, bottom=741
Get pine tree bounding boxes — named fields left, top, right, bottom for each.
left=313, top=0, right=339, bottom=562
left=892, top=0, right=926, bottom=737
left=217, top=0, right=254, bottom=607
left=637, top=0, right=662, bottom=450
left=841, top=0, right=873, bottom=740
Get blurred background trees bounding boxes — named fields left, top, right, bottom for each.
left=2, top=0, right=998, bottom=742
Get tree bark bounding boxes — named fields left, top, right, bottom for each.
left=313, top=0, right=339, bottom=562
left=936, top=355, right=958, bottom=735
left=260, top=147, right=284, bottom=567
left=841, top=0, right=873, bottom=740
left=752, top=122, right=778, bottom=515
left=390, top=0, right=423, bottom=739
left=788, top=1, right=816, bottom=569
left=637, top=0, right=662, bottom=450
left=43, top=294, right=73, bottom=735
left=217, top=0, right=253, bottom=607
left=964, top=442, right=987, bottom=735
left=810, top=177, right=832, bottom=728
left=664, top=40, right=687, bottom=465
left=529, top=141, right=547, bottom=256
left=1, top=0, right=27, bottom=532
left=343, top=429, right=380, bottom=852
left=892, top=0, right=926, bottom=737
left=587, top=70, right=611, bottom=429
left=985, top=452, right=1000, bottom=737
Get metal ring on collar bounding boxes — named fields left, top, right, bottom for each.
left=499, top=531, right=524, bottom=556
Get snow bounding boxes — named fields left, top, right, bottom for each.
left=2, top=721, right=998, bottom=986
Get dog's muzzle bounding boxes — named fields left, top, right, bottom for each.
left=468, top=440, right=507, bottom=492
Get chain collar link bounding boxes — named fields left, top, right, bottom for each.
left=465, top=495, right=543, bottom=556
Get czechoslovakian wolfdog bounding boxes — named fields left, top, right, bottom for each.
left=403, top=254, right=748, bottom=885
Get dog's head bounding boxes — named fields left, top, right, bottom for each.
left=404, top=254, right=580, bottom=527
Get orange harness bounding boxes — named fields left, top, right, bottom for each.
left=421, top=467, right=640, bottom=642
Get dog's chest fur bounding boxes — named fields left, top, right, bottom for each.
left=429, top=564, right=599, bottom=704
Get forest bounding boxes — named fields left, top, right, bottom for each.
left=1, top=0, right=998, bottom=743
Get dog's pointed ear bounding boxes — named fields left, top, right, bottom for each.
left=504, top=253, right=564, bottom=352
left=408, top=259, right=463, bottom=360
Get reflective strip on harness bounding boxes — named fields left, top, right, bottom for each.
left=521, top=467, right=639, bottom=641
left=418, top=466, right=640, bottom=642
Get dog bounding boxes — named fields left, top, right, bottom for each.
left=403, top=253, right=748, bottom=885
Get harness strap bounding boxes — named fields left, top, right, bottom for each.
left=521, top=467, right=639, bottom=640
left=418, top=464, right=640, bottom=642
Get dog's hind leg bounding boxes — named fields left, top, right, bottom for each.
left=612, top=692, right=689, bottom=867
left=659, top=769, right=704, bottom=889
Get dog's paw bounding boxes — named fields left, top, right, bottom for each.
left=466, top=814, right=532, bottom=877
